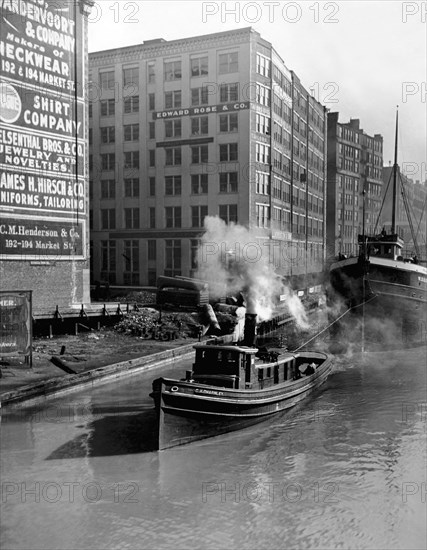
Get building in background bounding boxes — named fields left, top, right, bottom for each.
left=381, top=167, right=427, bottom=259
left=0, top=0, right=94, bottom=317
left=89, top=27, right=327, bottom=289
left=327, top=114, right=383, bottom=258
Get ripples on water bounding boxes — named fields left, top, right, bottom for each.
left=1, top=347, right=426, bottom=550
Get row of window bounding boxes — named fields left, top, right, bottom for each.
left=95, top=114, right=239, bottom=145
left=92, top=83, right=241, bottom=118
left=95, top=142, right=239, bottom=171
left=337, top=125, right=360, bottom=144
left=96, top=173, right=238, bottom=199
left=256, top=204, right=324, bottom=235
left=337, top=209, right=360, bottom=222
left=338, top=192, right=360, bottom=206
left=99, top=238, right=208, bottom=283
left=98, top=53, right=239, bottom=91
left=98, top=204, right=238, bottom=229
left=339, top=143, right=360, bottom=160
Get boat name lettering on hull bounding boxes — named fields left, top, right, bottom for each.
left=194, top=388, right=224, bottom=396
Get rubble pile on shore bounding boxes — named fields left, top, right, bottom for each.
left=113, top=307, right=238, bottom=340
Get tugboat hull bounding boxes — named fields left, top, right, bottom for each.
left=152, top=353, right=332, bottom=450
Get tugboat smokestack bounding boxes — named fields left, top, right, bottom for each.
left=243, top=313, right=257, bottom=347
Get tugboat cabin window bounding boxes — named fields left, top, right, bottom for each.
left=194, top=348, right=240, bottom=376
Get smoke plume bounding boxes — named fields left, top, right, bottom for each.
left=196, top=216, right=309, bottom=327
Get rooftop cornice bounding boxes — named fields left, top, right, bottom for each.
left=89, top=27, right=255, bottom=65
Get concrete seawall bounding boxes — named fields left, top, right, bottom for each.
left=0, top=342, right=197, bottom=409
left=0, top=307, right=323, bottom=409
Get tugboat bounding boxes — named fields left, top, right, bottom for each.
left=150, top=315, right=332, bottom=450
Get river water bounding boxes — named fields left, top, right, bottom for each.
left=1, top=346, right=426, bottom=550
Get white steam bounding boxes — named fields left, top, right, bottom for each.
left=196, top=216, right=309, bottom=327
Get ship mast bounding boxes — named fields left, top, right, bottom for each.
left=391, top=106, right=399, bottom=234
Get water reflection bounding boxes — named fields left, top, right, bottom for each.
left=1, top=347, right=426, bottom=550
left=46, top=409, right=158, bottom=459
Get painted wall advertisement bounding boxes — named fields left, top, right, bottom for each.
left=0, top=291, right=33, bottom=365
left=0, top=0, right=86, bottom=259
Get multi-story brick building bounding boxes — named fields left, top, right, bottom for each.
left=89, top=27, right=327, bottom=288
left=0, top=0, right=93, bottom=316
left=327, top=114, right=383, bottom=258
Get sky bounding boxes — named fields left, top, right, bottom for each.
left=87, top=0, right=427, bottom=182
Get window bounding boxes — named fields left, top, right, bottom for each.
left=165, top=119, right=182, bottom=138
left=256, top=172, right=270, bottom=195
left=149, top=207, right=156, bottom=228
left=149, top=149, right=155, bottom=167
left=145, top=269, right=156, bottom=286
left=191, top=87, right=209, bottom=106
left=219, top=83, right=238, bottom=102
left=101, top=208, right=116, bottom=229
left=148, top=93, right=155, bottom=111
left=100, top=71, right=114, bottom=90
left=100, top=99, right=115, bottom=116
left=283, top=181, right=290, bottom=203
left=257, top=113, right=271, bottom=135
left=191, top=239, right=200, bottom=270
left=191, top=116, right=208, bottom=135
left=89, top=103, right=92, bottom=118
left=124, top=124, right=139, bottom=141
left=219, top=143, right=238, bottom=162
left=124, top=96, right=139, bottom=113
left=124, top=178, right=139, bottom=197
left=123, top=67, right=139, bottom=87
left=165, top=90, right=182, bottom=109
left=165, top=175, right=182, bottom=195
left=149, top=177, right=156, bottom=196
left=191, top=145, right=209, bottom=164
left=124, top=208, right=140, bottom=229
left=256, top=143, right=270, bottom=164
left=101, top=153, right=115, bottom=171
left=219, top=204, right=238, bottom=224
left=165, top=206, right=181, bottom=228
left=191, top=56, right=208, bottom=76
left=147, top=240, right=156, bottom=261
left=219, top=172, right=238, bottom=193
left=165, top=240, right=181, bottom=276
left=164, top=60, right=182, bottom=81
left=191, top=174, right=208, bottom=194
left=124, top=151, right=139, bottom=169
left=123, top=240, right=139, bottom=284
left=101, top=126, right=115, bottom=144
left=147, top=62, right=155, bottom=83
left=219, top=113, right=238, bottom=132
left=101, top=240, right=116, bottom=283
left=256, top=204, right=270, bottom=228
left=218, top=52, right=238, bottom=74
left=101, top=179, right=115, bottom=199
left=165, top=147, right=181, bottom=165
left=191, top=205, right=208, bottom=228
left=256, top=53, right=270, bottom=77
left=256, top=84, right=271, bottom=107
left=149, top=122, right=155, bottom=139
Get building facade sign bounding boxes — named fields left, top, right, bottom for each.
left=153, top=101, right=251, bottom=119
left=0, top=0, right=86, bottom=260
left=0, top=291, right=32, bottom=364
left=0, top=216, right=84, bottom=257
